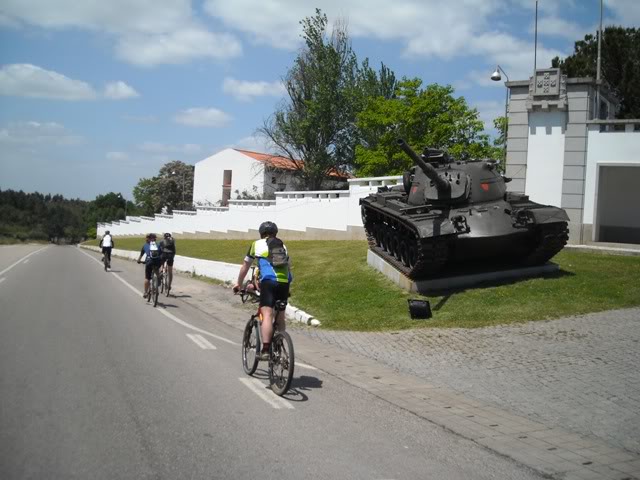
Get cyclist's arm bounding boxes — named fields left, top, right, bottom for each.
left=137, top=246, right=145, bottom=262
left=99, top=238, right=103, bottom=248
left=233, top=245, right=254, bottom=291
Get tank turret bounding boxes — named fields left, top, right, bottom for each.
left=359, top=139, right=570, bottom=279
left=397, top=139, right=450, bottom=192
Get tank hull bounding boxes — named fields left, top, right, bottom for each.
left=361, top=191, right=569, bottom=279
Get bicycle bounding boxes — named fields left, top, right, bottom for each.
left=239, top=294, right=294, bottom=396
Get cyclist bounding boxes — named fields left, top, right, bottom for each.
left=136, top=233, right=162, bottom=298
left=160, top=232, right=176, bottom=294
left=233, top=221, right=292, bottom=360
left=100, top=230, right=114, bottom=269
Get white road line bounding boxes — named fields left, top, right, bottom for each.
left=187, top=334, right=217, bottom=350
left=23, top=259, right=30, bottom=264
left=159, top=309, right=238, bottom=346
left=77, top=247, right=239, bottom=346
left=238, top=377, right=295, bottom=409
left=0, top=246, right=47, bottom=277
left=296, top=362, right=317, bottom=371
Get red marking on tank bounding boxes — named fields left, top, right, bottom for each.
left=480, top=183, right=490, bottom=191
left=411, top=186, right=418, bottom=193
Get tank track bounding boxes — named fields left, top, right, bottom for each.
left=522, top=221, right=569, bottom=266
left=362, top=204, right=450, bottom=279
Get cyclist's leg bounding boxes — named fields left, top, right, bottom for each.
left=259, top=281, right=277, bottom=349
left=144, top=262, right=152, bottom=295
left=167, top=256, right=174, bottom=288
left=273, top=282, right=289, bottom=332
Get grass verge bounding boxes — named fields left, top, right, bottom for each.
left=85, top=237, right=640, bottom=331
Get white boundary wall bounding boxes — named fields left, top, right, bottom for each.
left=98, top=176, right=402, bottom=238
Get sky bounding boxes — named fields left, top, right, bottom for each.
left=1, top=0, right=638, bottom=200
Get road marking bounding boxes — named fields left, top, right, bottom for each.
left=77, top=247, right=239, bottom=346
left=159, top=309, right=238, bottom=346
left=296, top=362, right=317, bottom=371
left=187, top=334, right=216, bottom=350
left=238, top=377, right=294, bottom=409
left=23, top=259, right=30, bottom=264
left=0, top=246, right=47, bottom=277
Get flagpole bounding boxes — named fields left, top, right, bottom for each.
left=596, top=0, right=603, bottom=118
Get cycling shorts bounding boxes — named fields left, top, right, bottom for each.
left=259, top=280, right=289, bottom=309
left=145, top=258, right=162, bottom=280
left=162, top=253, right=175, bottom=266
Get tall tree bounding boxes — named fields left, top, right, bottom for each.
left=260, top=9, right=395, bottom=189
left=551, top=26, right=640, bottom=118
left=133, top=160, right=195, bottom=214
left=355, top=79, right=498, bottom=177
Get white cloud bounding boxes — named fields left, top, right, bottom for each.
left=607, top=0, right=640, bottom=26
left=0, top=121, right=83, bottom=146
left=223, top=77, right=285, bottom=102
left=230, top=134, right=275, bottom=153
left=1, top=0, right=242, bottom=67
left=138, top=142, right=203, bottom=155
left=104, top=81, right=139, bottom=99
left=115, top=26, right=242, bottom=67
left=106, top=151, right=129, bottom=160
left=0, top=64, right=141, bottom=101
left=532, top=17, right=587, bottom=41
left=174, top=107, right=232, bottom=128
left=0, top=64, right=97, bottom=100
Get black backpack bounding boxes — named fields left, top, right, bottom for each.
left=266, top=237, right=289, bottom=267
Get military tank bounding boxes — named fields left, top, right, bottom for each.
left=360, top=139, right=569, bottom=279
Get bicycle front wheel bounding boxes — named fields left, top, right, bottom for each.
left=242, top=318, right=259, bottom=375
left=269, top=331, right=295, bottom=396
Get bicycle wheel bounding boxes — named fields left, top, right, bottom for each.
left=153, top=272, right=159, bottom=307
left=159, top=272, right=164, bottom=294
left=242, top=318, right=260, bottom=375
left=269, top=331, right=295, bottom=396
left=103, top=255, right=108, bottom=271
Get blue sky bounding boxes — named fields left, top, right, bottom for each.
left=1, top=0, right=638, bottom=200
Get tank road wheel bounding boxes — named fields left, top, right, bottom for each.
left=399, top=241, right=410, bottom=267
left=393, top=234, right=402, bottom=262
left=407, top=243, right=418, bottom=268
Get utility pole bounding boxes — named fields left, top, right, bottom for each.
left=533, top=0, right=539, bottom=75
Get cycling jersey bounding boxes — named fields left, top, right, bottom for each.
left=100, top=234, right=113, bottom=248
left=245, top=238, right=292, bottom=284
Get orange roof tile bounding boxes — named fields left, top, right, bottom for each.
left=233, top=148, right=351, bottom=179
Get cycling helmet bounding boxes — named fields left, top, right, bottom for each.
left=258, top=221, right=278, bottom=237
left=164, top=232, right=172, bottom=238
left=148, top=233, right=157, bottom=240
left=105, top=230, right=110, bottom=235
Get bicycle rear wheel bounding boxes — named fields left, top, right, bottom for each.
left=242, top=318, right=260, bottom=375
left=159, top=272, right=164, bottom=294
left=269, top=331, right=294, bottom=396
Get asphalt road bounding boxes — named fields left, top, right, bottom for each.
left=0, top=245, right=544, bottom=479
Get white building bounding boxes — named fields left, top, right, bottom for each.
left=192, top=148, right=300, bottom=206
left=505, top=69, right=640, bottom=245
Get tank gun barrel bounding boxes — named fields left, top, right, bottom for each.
left=397, top=139, right=450, bottom=192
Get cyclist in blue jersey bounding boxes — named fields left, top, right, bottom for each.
left=136, top=233, right=163, bottom=298
left=233, top=221, right=292, bottom=360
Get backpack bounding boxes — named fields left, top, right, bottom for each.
left=163, top=237, right=175, bottom=253
left=266, top=237, right=289, bottom=267
left=149, top=241, right=161, bottom=258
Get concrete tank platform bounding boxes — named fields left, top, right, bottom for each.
left=367, top=250, right=560, bottom=294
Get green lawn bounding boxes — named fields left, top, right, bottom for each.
left=87, top=237, right=640, bottom=331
